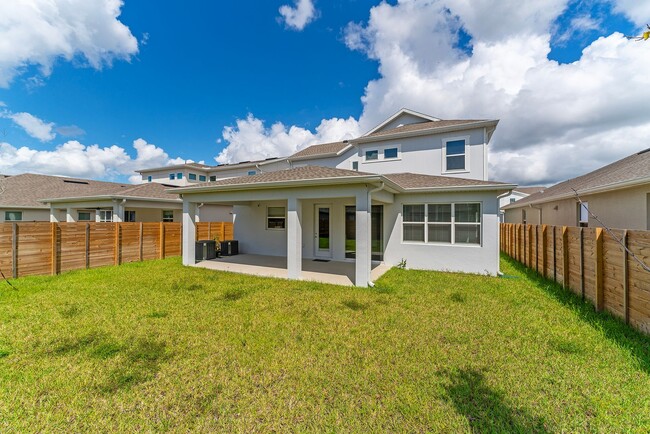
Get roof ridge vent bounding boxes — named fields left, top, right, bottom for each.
left=63, top=180, right=89, bottom=185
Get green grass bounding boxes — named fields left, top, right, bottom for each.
left=1, top=255, right=649, bottom=432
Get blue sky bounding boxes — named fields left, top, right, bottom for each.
left=0, top=0, right=647, bottom=185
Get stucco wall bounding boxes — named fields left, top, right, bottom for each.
left=379, top=113, right=432, bottom=131
left=198, top=204, right=233, bottom=222
left=0, top=208, right=50, bottom=222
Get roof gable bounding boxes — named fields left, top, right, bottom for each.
left=364, top=108, right=441, bottom=136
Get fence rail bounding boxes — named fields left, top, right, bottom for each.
left=0, top=221, right=233, bottom=279
left=500, top=223, right=650, bottom=334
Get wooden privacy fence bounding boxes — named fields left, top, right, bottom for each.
left=500, top=223, right=650, bottom=334
left=0, top=221, right=233, bottom=279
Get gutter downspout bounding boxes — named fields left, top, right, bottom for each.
left=496, top=190, right=512, bottom=277
left=121, top=198, right=127, bottom=222
left=196, top=202, right=204, bottom=223
left=366, top=182, right=386, bottom=287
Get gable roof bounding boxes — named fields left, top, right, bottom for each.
left=503, top=148, right=650, bottom=209
left=289, top=141, right=352, bottom=160
left=172, top=166, right=515, bottom=194
left=513, top=186, right=546, bottom=195
left=364, top=108, right=441, bottom=136
left=0, top=173, right=180, bottom=208
left=136, top=158, right=285, bottom=174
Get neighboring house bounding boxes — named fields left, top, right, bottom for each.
left=503, top=148, right=650, bottom=230
left=498, top=186, right=545, bottom=222
left=172, top=108, right=515, bottom=286
left=0, top=173, right=231, bottom=223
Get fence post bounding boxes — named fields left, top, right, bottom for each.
left=85, top=223, right=90, bottom=269
left=542, top=225, right=548, bottom=278
left=552, top=226, right=557, bottom=282
left=623, top=230, right=629, bottom=324
left=139, top=222, right=143, bottom=262
left=528, top=225, right=533, bottom=269
left=579, top=227, right=585, bottom=299
left=562, top=226, right=569, bottom=289
left=51, top=222, right=57, bottom=276
left=114, top=223, right=120, bottom=266
left=11, top=222, right=17, bottom=278
left=595, top=227, right=604, bottom=311
left=159, top=222, right=165, bottom=259
left=535, top=225, right=540, bottom=272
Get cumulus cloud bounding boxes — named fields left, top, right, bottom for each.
left=278, top=0, right=318, bottom=31
left=4, top=112, right=56, bottom=141
left=0, top=0, right=138, bottom=87
left=215, top=114, right=360, bottom=164
left=0, top=138, right=183, bottom=182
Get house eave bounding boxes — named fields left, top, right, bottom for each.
left=40, top=195, right=182, bottom=204
left=350, top=120, right=499, bottom=144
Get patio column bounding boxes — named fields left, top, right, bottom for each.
left=182, top=201, right=197, bottom=266
left=66, top=207, right=75, bottom=222
left=355, top=188, right=371, bottom=287
left=50, top=206, right=59, bottom=223
left=112, top=201, right=123, bottom=222
left=287, top=196, right=302, bottom=280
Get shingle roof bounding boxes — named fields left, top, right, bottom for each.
left=289, top=142, right=350, bottom=159
left=514, top=186, right=546, bottom=195
left=365, top=119, right=489, bottom=138
left=383, top=173, right=512, bottom=190
left=0, top=173, right=179, bottom=208
left=504, top=148, right=650, bottom=209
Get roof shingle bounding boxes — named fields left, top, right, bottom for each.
left=289, top=142, right=350, bottom=159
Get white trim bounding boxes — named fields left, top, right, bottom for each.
left=314, top=204, right=333, bottom=258
left=361, top=143, right=402, bottom=163
left=352, top=120, right=498, bottom=144
left=442, top=135, right=470, bottom=174
left=363, top=108, right=441, bottom=136
left=401, top=202, right=482, bottom=246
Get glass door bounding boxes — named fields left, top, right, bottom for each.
left=345, top=205, right=383, bottom=261
left=314, top=205, right=332, bottom=258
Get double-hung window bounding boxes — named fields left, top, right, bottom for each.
left=444, top=138, right=467, bottom=171
left=402, top=203, right=481, bottom=245
left=99, top=210, right=113, bottom=222
left=267, top=207, right=286, bottom=230
left=162, top=210, right=174, bottom=222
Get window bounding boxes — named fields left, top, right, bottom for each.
left=510, top=197, right=516, bottom=204
left=352, top=161, right=359, bottom=171
left=147, top=175, right=152, bottom=182
left=402, top=204, right=425, bottom=242
left=188, top=173, right=197, bottom=181
left=162, top=210, right=174, bottom=222
left=209, top=176, right=216, bottom=182
left=199, top=175, right=207, bottom=182
left=365, top=150, right=378, bottom=161
left=579, top=202, right=589, bottom=227
left=402, top=203, right=481, bottom=245
left=169, top=173, right=175, bottom=180
left=177, top=172, right=183, bottom=179
left=247, top=170, right=256, bottom=176
left=78, top=211, right=91, bottom=221
left=124, top=210, right=136, bottom=222
left=99, top=210, right=113, bottom=222
left=384, top=147, right=398, bottom=159
left=267, top=206, right=286, bottom=230
left=4, top=211, right=22, bottom=221
left=445, top=138, right=467, bottom=171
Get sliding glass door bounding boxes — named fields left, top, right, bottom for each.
left=345, top=205, right=383, bottom=261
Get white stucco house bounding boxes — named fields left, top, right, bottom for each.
left=169, top=109, right=515, bottom=287
left=498, top=186, right=545, bottom=222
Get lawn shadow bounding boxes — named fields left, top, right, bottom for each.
left=503, top=255, right=650, bottom=374
left=442, top=368, right=548, bottom=433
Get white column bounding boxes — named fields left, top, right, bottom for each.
left=50, top=206, right=59, bottom=223
left=112, top=201, right=122, bottom=222
left=66, top=207, right=75, bottom=222
left=95, top=211, right=101, bottom=222
left=355, top=188, right=371, bottom=287
left=287, top=196, right=302, bottom=280
left=182, top=200, right=197, bottom=266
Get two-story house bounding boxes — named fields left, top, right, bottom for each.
left=163, top=109, right=514, bottom=287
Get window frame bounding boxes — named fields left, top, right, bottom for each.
left=365, top=149, right=379, bottom=161
left=124, top=210, right=136, bottom=222
left=199, top=175, right=207, bottom=182
left=169, top=173, right=175, bottom=180
left=352, top=161, right=359, bottom=171
left=147, top=175, right=152, bottom=182
left=77, top=211, right=91, bottom=222
left=383, top=147, right=399, bottom=160
left=266, top=206, right=286, bottom=230
left=247, top=170, right=256, bottom=176
left=209, top=175, right=216, bottom=182
left=401, top=202, right=482, bottom=246
left=188, top=173, right=197, bottom=181
left=4, top=211, right=23, bottom=221
left=442, top=136, right=470, bottom=173
left=177, top=172, right=183, bottom=179
left=99, top=210, right=113, bottom=223
left=162, top=210, right=174, bottom=222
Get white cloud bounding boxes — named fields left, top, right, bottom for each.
left=0, top=0, right=138, bottom=88
left=611, top=0, right=650, bottom=27
left=0, top=138, right=183, bottom=182
left=278, top=0, right=318, bottom=31
left=5, top=112, right=55, bottom=141
left=215, top=114, right=360, bottom=164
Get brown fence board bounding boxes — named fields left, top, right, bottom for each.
left=58, top=223, right=87, bottom=273
left=500, top=223, right=650, bottom=335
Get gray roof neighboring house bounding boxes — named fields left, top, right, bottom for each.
left=0, top=173, right=179, bottom=209
left=503, top=148, right=650, bottom=210
left=136, top=157, right=285, bottom=174
left=513, top=186, right=546, bottom=195
left=172, top=166, right=515, bottom=194
left=288, top=141, right=351, bottom=160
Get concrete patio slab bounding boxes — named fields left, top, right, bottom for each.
left=194, top=254, right=391, bottom=286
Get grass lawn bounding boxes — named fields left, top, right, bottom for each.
left=1, top=255, right=649, bottom=432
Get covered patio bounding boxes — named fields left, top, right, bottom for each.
left=195, top=254, right=391, bottom=286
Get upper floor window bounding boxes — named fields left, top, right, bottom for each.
left=444, top=138, right=467, bottom=172
left=188, top=173, right=197, bottom=181
left=365, top=150, right=378, bottom=161
left=169, top=173, right=175, bottom=180
left=248, top=170, right=256, bottom=176
left=177, top=172, right=183, bottom=179
left=4, top=211, right=22, bottom=221
left=199, top=175, right=207, bottom=182
left=510, top=198, right=516, bottom=204
left=384, top=147, right=399, bottom=159
left=352, top=161, right=359, bottom=171
left=147, top=175, right=152, bottom=182
left=209, top=175, right=216, bottom=182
